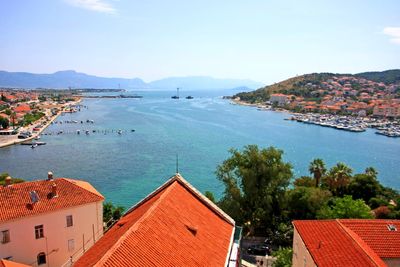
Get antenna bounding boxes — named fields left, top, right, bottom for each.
left=176, top=154, right=179, bottom=174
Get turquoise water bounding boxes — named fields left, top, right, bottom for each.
left=1, top=90, right=399, bottom=208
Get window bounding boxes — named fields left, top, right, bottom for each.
left=68, top=239, right=75, bottom=252
left=35, top=225, right=44, bottom=239
left=37, top=252, right=46, bottom=265
left=1, top=230, right=10, bottom=244
left=66, top=215, right=73, bottom=227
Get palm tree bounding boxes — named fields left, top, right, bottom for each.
left=326, top=162, right=353, bottom=196
left=308, top=158, right=326, bottom=188
left=365, top=167, right=378, bottom=178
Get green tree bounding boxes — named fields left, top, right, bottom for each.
left=348, top=174, right=381, bottom=203
left=293, top=176, right=314, bottom=187
left=272, top=247, right=292, bottom=267
left=4, top=109, right=11, bottom=116
left=204, top=191, right=216, bottom=203
left=216, top=145, right=292, bottom=235
left=365, top=167, right=378, bottom=178
left=287, top=186, right=331, bottom=220
left=309, top=158, right=326, bottom=187
left=0, top=173, right=25, bottom=185
left=322, top=162, right=352, bottom=196
left=0, top=117, right=9, bottom=129
left=103, top=202, right=125, bottom=226
left=317, top=195, right=373, bottom=219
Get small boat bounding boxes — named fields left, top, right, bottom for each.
left=186, top=96, right=194, bottom=99
left=118, top=130, right=122, bottom=135
left=31, top=143, right=38, bottom=149
left=77, top=130, right=80, bottom=134
left=171, top=88, right=180, bottom=99
left=131, top=129, right=135, bottom=132
left=85, top=130, right=90, bottom=135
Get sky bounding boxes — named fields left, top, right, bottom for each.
left=0, top=0, right=399, bottom=84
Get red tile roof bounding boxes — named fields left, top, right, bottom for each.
left=74, top=174, right=235, bottom=267
left=13, top=104, right=31, bottom=113
left=0, top=178, right=104, bottom=223
left=293, top=219, right=400, bottom=267
left=340, top=219, right=400, bottom=259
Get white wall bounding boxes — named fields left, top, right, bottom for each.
left=0, top=201, right=103, bottom=267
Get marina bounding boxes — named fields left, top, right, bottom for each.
left=289, top=113, right=400, bottom=137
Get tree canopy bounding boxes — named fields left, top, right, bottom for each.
left=216, top=145, right=292, bottom=235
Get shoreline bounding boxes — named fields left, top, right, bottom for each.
left=0, top=99, right=82, bottom=148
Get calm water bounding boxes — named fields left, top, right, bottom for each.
left=1, top=90, right=399, bottom=208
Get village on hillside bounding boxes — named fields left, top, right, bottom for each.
left=234, top=74, right=400, bottom=137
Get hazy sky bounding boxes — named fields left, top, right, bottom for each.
left=0, top=0, right=399, bottom=84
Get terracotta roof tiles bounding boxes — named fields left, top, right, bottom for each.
left=75, top=174, right=235, bottom=267
left=293, top=219, right=400, bottom=267
left=0, top=178, right=104, bottom=223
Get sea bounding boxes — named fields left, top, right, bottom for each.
left=1, top=89, right=399, bottom=208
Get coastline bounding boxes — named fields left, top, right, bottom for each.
left=0, top=98, right=82, bottom=148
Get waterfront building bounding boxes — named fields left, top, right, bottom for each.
left=292, top=219, right=400, bottom=267
left=0, top=173, right=104, bottom=267
left=270, top=94, right=288, bottom=106
left=75, top=173, right=241, bottom=267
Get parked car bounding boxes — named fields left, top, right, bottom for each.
left=247, top=244, right=271, bottom=256
left=18, top=134, right=29, bottom=139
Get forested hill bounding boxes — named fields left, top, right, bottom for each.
left=355, top=70, right=400, bottom=84
left=234, top=70, right=400, bottom=104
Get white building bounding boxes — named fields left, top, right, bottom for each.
left=269, top=94, right=288, bottom=106
left=0, top=173, right=104, bottom=267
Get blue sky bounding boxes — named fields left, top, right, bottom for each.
left=0, top=0, right=399, bottom=84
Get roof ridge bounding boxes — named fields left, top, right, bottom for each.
left=61, top=177, right=104, bottom=199
left=123, top=173, right=234, bottom=225
left=95, top=183, right=175, bottom=266
left=173, top=173, right=235, bottom=225
left=336, top=219, right=387, bottom=267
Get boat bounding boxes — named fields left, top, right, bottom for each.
left=118, top=129, right=122, bottom=135
left=31, top=143, right=38, bottom=149
left=186, top=96, right=194, bottom=99
left=171, top=88, right=180, bottom=99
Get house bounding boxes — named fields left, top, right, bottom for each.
left=292, top=219, right=400, bottom=267
left=13, top=104, right=31, bottom=114
left=0, top=173, right=104, bottom=267
left=270, top=94, right=288, bottom=106
left=74, top=173, right=240, bottom=267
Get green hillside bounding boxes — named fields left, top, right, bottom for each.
left=355, top=69, right=400, bottom=84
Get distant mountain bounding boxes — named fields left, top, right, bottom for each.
left=355, top=69, right=400, bottom=84
left=0, top=70, right=147, bottom=89
left=0, top=70, right=264, bottom=90
left=148, top=76, right=264, bottom=90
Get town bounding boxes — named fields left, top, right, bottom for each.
left=234, top=74, right=400, bottom=137
left=0, top=89, right=83, bottom=147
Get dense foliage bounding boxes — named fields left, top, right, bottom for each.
left=214, top=145, right=400, bottom=249
left=0, top=117, right=9, bottom=129
left=103, top=201, right=125, bottom=227
left=272, top=247, right=293, bottom=267
left=216, top=145, right=292, bottom=235
left=21, top=111, right=45, bottom=126
left=355, top=69, right=400, bottom=85
left=0, top=173, right=25, bottom=185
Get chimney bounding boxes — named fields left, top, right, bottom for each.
left=4, top=176, right=12, bottom=186
left=52, top=183, right=57, bottom=197
left=47, top=171, right=54, bottom=181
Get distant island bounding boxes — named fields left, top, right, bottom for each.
left=0, top=70, right=264, bottom=90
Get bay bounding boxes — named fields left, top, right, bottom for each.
left=1, top=89, right=399, bottom=208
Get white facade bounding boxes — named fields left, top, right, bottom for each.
left=0, top=201, right=103, bottom=267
